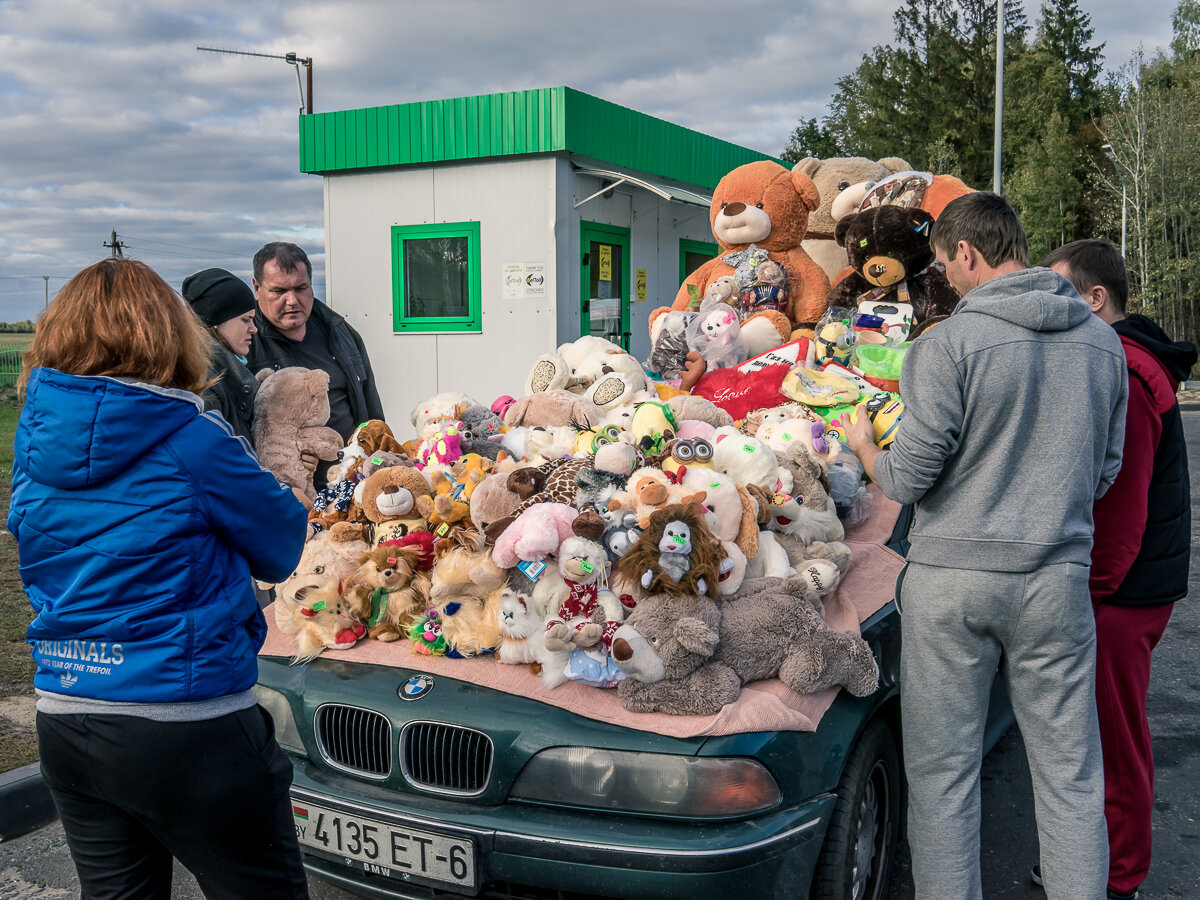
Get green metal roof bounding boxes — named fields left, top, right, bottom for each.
left=298, top=86, right=784, bottom=191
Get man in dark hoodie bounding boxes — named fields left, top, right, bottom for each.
left=1042, top=239, right=1196, bottom=900
left=846, top=193, right=1127, bottom=900
left=247, top=242, right=385, bottom=489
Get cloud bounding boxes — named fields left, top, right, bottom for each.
left=0, top=0, right=1181, bottom=321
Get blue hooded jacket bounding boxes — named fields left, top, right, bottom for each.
left=9, top=368, right=308, bottom=703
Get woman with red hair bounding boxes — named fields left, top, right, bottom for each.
left=10, top=258, right=310, bottom=898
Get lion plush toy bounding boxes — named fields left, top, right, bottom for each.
left=252, top=367, right=343, bottom=505
left=614, top=504, right=726, bottom=598
left=661, top=160, right=832, bottom=355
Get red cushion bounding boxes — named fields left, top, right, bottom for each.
left=691, top=363, right=793, bottom=421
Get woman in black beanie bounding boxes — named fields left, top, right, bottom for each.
left=182, top=267, right=260, bottom=443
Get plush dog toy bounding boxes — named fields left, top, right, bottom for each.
left=342, top=543, right=431, bottom=641
left=252, top=367, right=344, bottom=505
left=502, top=389, right=603, bottom=431
left=288, top=580, right=366, bottom=665
left=271, top=529, right=370, bottom=634
left=422, top=529, right=507, bottom=657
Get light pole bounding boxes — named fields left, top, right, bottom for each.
left=1102, top=143, right=1128, bottom=258
left=196, top=46, right=313, bottom=114
left=993, top=0, right=1004, bottom=193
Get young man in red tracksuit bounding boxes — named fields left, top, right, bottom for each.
left=1044, top=239, right=1197, bottom=900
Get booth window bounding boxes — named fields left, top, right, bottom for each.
left=679, top=238, right=719, bottom=283
left=391, top=222, right=482, bottom=332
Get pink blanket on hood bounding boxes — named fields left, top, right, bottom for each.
left=258, top=486, right=904, bottom=738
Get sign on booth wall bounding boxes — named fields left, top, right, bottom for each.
left=598, top=246, right=612, bottom=281
left=502, top=262, right=546, bottom=300
left=635, top=268, right=647, bottom=302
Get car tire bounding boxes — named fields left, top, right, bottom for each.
left=810, top=718, right=900, bottom=900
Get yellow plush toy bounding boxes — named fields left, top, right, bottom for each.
left=415, top=470, right=472, bottom=540
left=852, top=392, right=904, bottom=448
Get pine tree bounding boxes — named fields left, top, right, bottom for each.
left=817, top=0, right=1026, bottom=189
left=780, top=117, right=842, bottom=163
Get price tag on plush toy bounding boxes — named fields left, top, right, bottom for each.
left=580, top=560, right=594, bottom=574
left=312, top=600, right=326, bottom=611
left=517, top=560, right=546, bottom=581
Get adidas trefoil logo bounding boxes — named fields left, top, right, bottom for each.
left=59, top=672, right=78, bottom=689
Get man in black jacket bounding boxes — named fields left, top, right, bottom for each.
left=1042, top=239, right=1197, bottom=900
left=247, top=242, right=385, bottom=489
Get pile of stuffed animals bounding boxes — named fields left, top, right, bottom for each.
left=252, top=156, right=978, bottom=717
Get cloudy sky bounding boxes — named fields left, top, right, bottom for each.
left=0, top=0, right=1180, bottom=322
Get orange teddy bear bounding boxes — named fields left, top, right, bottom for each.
left=661, top=160, right=832, bottom=357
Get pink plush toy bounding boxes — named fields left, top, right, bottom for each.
left=685, top=302, right=749, bottom=370
left=491, top=502, right=581, bottom=568
left=416, top=423, right=464, bottom=470
left=491, top=395, right=517, bottom=419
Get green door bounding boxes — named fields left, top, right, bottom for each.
left=580, top=221, right=630, bottom=350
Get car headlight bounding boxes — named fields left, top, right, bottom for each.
left=509, top=748, right=781, bottom=818
left=252, top=685, right=306, bottom=754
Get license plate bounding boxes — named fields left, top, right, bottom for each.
left=292, top=800, right=476, bottom=891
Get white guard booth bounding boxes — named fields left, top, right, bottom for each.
left=299, top=86, right=786, bottom=433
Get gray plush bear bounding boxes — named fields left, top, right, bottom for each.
left=457, top=404, right=506, bottom=460
left=611, top=567, right=878, bottom=716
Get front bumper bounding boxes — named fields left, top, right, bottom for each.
left=288, top=762, right=834, bottom=899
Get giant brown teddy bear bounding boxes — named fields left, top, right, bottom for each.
left=661, top=161, right=832, bottom=354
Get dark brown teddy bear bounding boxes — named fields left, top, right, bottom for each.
left=827, top=205, right=959, bottom=330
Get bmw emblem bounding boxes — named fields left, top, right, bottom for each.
left=399, top=674, right=435, bottom=701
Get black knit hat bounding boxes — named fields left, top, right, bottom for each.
left=181, top=268, right=256, bottom=328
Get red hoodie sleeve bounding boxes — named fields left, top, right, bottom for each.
left=1089, top=371, right=1161, bottom=602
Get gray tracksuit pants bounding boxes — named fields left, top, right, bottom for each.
left=899, top=561, right=1108, bottom=899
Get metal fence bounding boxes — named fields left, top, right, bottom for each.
left=0, top=350, right=24, bottom=388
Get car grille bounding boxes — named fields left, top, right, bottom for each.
left=313, top=704, right=391, bottom=779
left=400, top=721, right=494, bottom=795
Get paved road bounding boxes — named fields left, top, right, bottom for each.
left=2, top=414, right=1198, bottom=900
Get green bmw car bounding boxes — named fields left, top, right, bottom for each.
left=253, top=513, right=1008, bottom=900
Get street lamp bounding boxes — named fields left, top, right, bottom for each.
left=993, top=0, right=1004, bottom=193
left=1102, top=143, right=1127, bottom=259
left=196, top=46, right=313, bottom=114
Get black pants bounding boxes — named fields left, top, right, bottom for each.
left=37, top=706, right=309, bottom=900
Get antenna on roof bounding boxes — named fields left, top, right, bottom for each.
left=197, top=46, right=313, bottom=114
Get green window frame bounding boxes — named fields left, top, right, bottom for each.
left=679, top=238, right=719, bottom=283
left=391, top=221, right=482, bottom=332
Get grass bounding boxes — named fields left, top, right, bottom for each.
left=0, top=334, right=33, bottom=350
left=0, top=387, right=36, bottom=773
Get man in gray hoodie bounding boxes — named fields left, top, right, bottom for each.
left=846, top=192, right=1127, bottom=900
